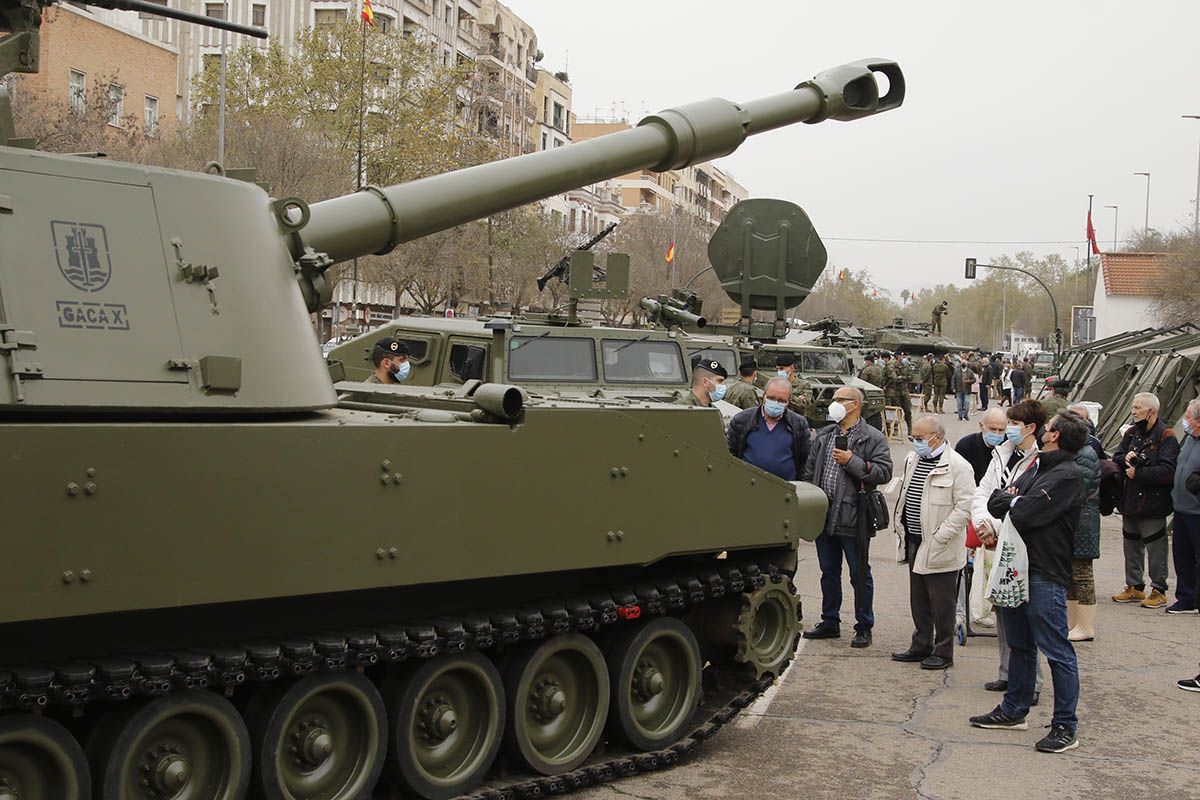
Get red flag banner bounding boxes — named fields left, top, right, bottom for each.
left=1086, top=210, right=1100, bottom=255
left=361, top=0, right=375, bottom=26
left=665, top=241, right=675, bottom=265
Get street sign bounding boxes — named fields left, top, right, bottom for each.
left=964, top=258, right=977, bottom=279
left=1071, top=305, right=1096, bottom=348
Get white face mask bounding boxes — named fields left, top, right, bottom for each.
left=827, top=401, right=847, bottom=423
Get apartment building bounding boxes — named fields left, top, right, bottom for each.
left=14, top=3, right=178, bottom=135
left=129, top=0, right=481, bottom=121
left=475, top=0, right=535, bottom=157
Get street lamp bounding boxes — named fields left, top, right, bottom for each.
left=1104, top=204, right=1118, bottom=250
left=1184, top=115, right=1200, bottom=237
left=1134, top=171, right=1150, bottom=235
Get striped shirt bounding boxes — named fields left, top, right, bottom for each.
left=902, top=455, right=941, bottom=536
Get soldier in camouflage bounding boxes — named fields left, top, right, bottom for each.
left=882, top=354, right=912, bottom=434
left=931, top=300, right=949, bottom=335
left=679, top=359, right=728, bottom=407
left=919, top=354, right=934, bottom=412
left=723, top=358, right=762, bottom=410
left=773, top=354, right=814, bottom=416
left=931, top=355, right=951, bottom=413
left=367, top=338, right=412, bottom=384
left=1039, top=379, right=1072, bottom=418
left=858, top=353, right=884, bottom=389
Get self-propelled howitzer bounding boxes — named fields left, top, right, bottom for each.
left=1, top=10, right=905, bottom=794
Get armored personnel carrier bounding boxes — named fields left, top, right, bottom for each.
left=0, top=2, right=905, bottom=796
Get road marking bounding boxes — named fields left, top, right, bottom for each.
left=734, top=638, right=806, bottom=730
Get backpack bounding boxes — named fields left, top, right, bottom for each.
left=1098, top=458, right=1122, bottom=516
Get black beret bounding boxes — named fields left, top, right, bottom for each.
left=692, top=357, right=728, bottom=379
left=374, top=338, right=409, bottom=357
left=1051, top=379, right=1072, bottom=391
left=775, top=353, right=796, bottom=367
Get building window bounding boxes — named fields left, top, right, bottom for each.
left=107, top=83, right=124, bottom=127
left=552, top=101, right=564, bottom=131
left=540, top=131, right=547, bottom=150
left=313, top=8, right=343, bottom=27
left=252, top=3, right=265, bottom=26
left=137, top=0, right=168, bottom=20
left=444, top=4, right=453, bottom=24
left=376, top=12, right=391, bottom=33
left=553, top=138, right=563, bottom=148
left=69, top=69, right=86, bottom=116
left=144, top=95, right=159, bottom=136
left=204, top=2, right=225, bottom=20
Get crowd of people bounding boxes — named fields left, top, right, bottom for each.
left=723, top=360, right=1200, bottom=756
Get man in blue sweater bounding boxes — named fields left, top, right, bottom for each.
left=727, top=377, right=811, bottom=482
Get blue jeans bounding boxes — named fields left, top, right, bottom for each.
left=956, top=390, right=970, bottom=419
left=1173, top=512, right=1200, bottom=608
left=998, top=574, right=1080, bottom=731
left=1013, top=386, right=1024, bottom=404
left=815, top=531, right=874, bottom=632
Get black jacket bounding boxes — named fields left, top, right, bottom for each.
left=1112, top=418, right=1180, bottom=518
left=1009, top=368, right=1027, bottom=390
left=955, top=431, right=995, bottom=484
left=802, top=420, right=893, bottom=537
left=988, top=448, right=1084, bottom=587
left=727, top=406, right=811, bottom=481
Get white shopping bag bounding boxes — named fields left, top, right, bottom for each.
left=970, top=546, right=996, bottom=627
left=985, top=516, right=1029, bottom=608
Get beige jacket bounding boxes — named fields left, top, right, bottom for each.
left=893, top=446, right=975, bottom=574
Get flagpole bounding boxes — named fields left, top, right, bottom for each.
left=352, top=8, right=369, bottom=331
left=1086, top=194, right=1093, bottom=302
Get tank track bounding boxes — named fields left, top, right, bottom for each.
left=0, top=558, right=799, bottom=799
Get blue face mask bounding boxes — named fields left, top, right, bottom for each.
left=984, top=431, right=1006, bottom=447
left=390, top=360, right=412, bottom=382
left=1184, top=417, right=1193, bottom=435
left=764, top=399, right=787, bottom=418
left=709, top=381, right=727, bottom=403
left=913, top=439, right=934, bottom=459
left=1005, top=424, right=1024, bottom=444
left=776, top=370, right=789, bottom=380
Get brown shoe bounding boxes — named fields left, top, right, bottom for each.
left=1140, top=589, right=1168, bottom=609
left=1111, top=586, right=1145, bottom=604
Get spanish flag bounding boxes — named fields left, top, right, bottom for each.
left=665, top=241, right=675, bottom=265
left=361, top=0, right=375, bottom=26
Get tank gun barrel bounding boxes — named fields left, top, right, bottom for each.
left=640, top=297, right=707, bottom=330
left=301, top=59, right=904, bottom=266
left=95, top=0, right=268, bottom=37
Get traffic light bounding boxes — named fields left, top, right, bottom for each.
left=965, top=258, right=977, bottom=279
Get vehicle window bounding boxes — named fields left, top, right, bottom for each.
left=686, top=347, right=737, bottom=377
left=602, top=339, right=686, bottom=383
left=1035, top=353, right=1053, bottom=365
left=508, top=336, right=596, bottom=381
left=803, top=351, right=847, bottom=373
left=393, top=338, right=429, bottom=362
left=449, top=344, right=486, bottom=381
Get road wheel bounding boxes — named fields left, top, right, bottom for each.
left=248, top=671, right=386, bottom=800
left=504, top=634, right=608, bottom=775
left=0, top=713, right=90, bottom=800
left=385, top=652, right=503, bottom=800
left=734, top=582, right=801, bottom=678
left=605, top=617, right=701, bottom=751
left=88, top=690, right=250, bottom=800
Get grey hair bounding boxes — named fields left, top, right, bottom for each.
left=1067, top=403, right=1090, bottom=420
left=765, top=376, right=792, bottom=396
left=922, top=416, right=945, bottom=438
left=1188, top=398, right=1200, bottom=419
left=982, top=407, right=1007, bottom=426
left=1133, top=392, right=1160, bottom=413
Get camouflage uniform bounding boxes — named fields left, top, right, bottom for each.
left=931, top=360, right=950, bottom=413
left=1039, top=394, right=1069, bottom=418
left=723, top=378, right=760, bottom=410
left=365, top=373, right=384, bottom=384
left=787, top=375, right=813, bottom=416
left=919, top=359, right=933, bottom=411
left=931, top=303, right=947, bottom=335
left=883, top=360, right=912, bottom=433
left=677, top=390, right=708, bottom=407
left=858, top=362, right=884, bottom=389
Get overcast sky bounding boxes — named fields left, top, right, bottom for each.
left=510, top=0, right=1200, bottom=298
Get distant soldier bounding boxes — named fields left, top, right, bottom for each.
left=1039, top=379, right=1072, bottom=418
left=680, top=358, right=728, bottom=407
left=920, top=354, right=934, bottom=412
left=883, top=354, right=912, bottom=433
left=931, top=355, right=951, bottom=413
left=724, top=358, right=761, bottom=410
left=931, top=300, right=949, bottom=335
left=896, top=355, right=914, bottom=432
left=774, top=353, right=813, bottom=417
left=858, top=353, right=884, bottom=389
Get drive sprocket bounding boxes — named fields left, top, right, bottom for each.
left=733, top=581, right=801, bottom=679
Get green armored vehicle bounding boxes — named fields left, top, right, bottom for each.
left=0, top=2, right=905, bottom=796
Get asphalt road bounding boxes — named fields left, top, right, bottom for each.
left=579, top=408, right=1200, bottom=800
